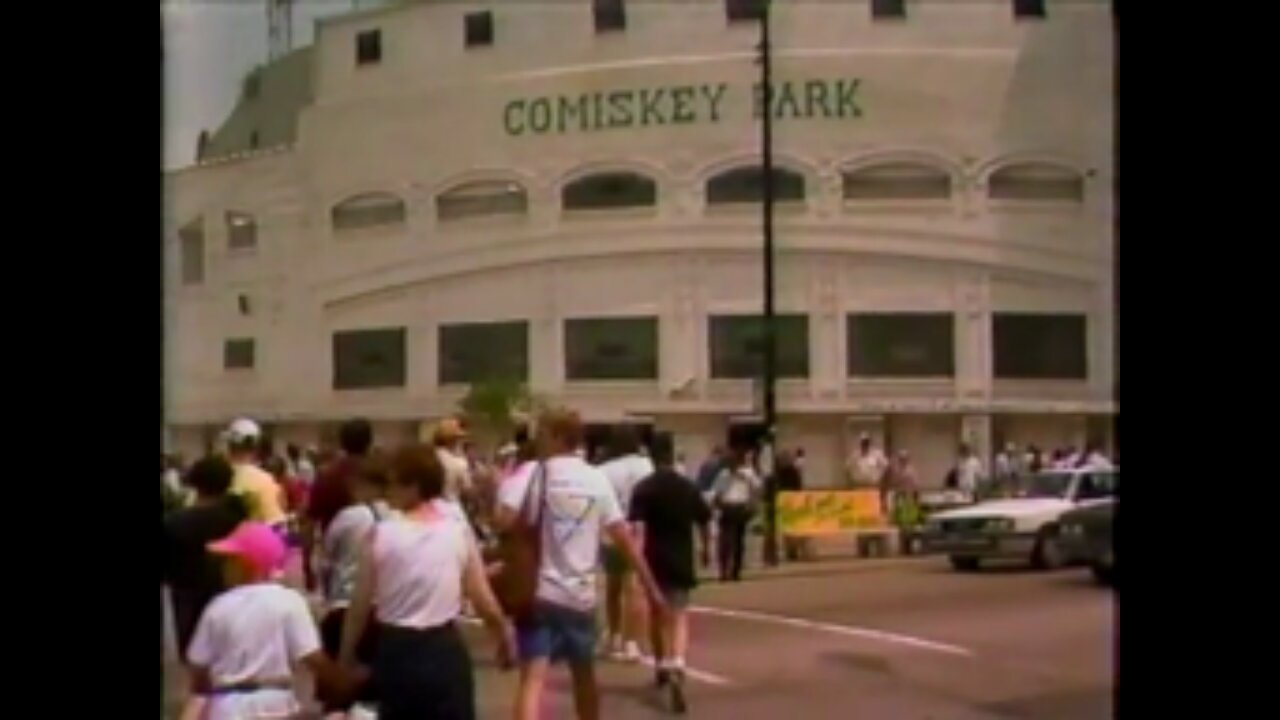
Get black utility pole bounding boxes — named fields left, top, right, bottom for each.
left=757, top=0, right=779, bottom=567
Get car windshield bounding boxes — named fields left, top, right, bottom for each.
left=1015, top=472, right=1075, bottom=499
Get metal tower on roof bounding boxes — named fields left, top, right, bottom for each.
left=267, top=0, right=294, bottom=62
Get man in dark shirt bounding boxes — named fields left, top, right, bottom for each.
left=301, top=418, right=372, bottom=591
left=162, top=455, right=247, bottom=658
left=628, top=434, right=711, bottom=711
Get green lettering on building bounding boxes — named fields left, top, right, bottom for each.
left=502, top=78, right=864, bottom=136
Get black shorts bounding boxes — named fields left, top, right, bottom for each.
left=319, top=607, right=380, bottom=711
left=375, top=622, right=475, bottom=720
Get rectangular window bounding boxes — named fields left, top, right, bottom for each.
left=725, top=0, right=765, bottom=23
left=223, top=338, right=255, bottom=370
left=1013, top=0, right=1047, bottom=19
left=179, top=224, right=204, bottom=285
left=872, top=0, right=907, bottom=20
left=438, top=321, right=529, bottom=385
left=848, top=314, right=954, bottom=378
left=709, top=314, right=809, bottom=379
left=465, top=11, right=494, bottom=48
left=225, top=212, right=257, bottom=250
left=593, top=0, right=626, bottom=32
left=564, top=317, right=658, bottom=381
left=333, top=327, right=407, bottom=389
left=356, top=29, right=382, bottom=66
left=993, top=314, right=1087, bottom=380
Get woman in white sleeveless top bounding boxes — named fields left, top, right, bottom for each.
left=339, top=443, right=515, bottom=720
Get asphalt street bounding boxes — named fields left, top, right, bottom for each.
left=163, top=555, right=1113, bottom=719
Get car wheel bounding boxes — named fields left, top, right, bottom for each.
left=950, top=555, right=981, bottom=572
left=1091, top=562, right=1114, bottom=586
left=1031, top=526, right=1064, bottom=570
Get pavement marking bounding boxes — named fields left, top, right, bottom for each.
left=689, top=605, right=976, bottom=659
left=457, top=616, right=734, bottom=686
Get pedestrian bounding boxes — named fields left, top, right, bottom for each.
left=180, top=521, right=348, bottom=720
left=287, top=443, right=317, bottom=486
left=847, top=433, right=889, bottom=489
left=597, top=424, right=655, bottom=663
left=496, top=408, right=666, bottom=720
left=772, top=450, right=804, bottom=562
left=303, top=418, right=373, bottom=594
left=434, top=417, right=474, bottom=503
left=711, top=446, right=761, bottom=582
left=955, top=443, right=984, bottom=498
left=628, top=433, right=712, bottom=713
left=1026, top=444, right=1045, bottom=475
left=338, top=443, right=515, bottom=720
left=695, top=446, right=725, bottom=494
left=224, top=419, right=288, bottom=534
left=163, top=455, right=249, bottom=661
left=316, top=452, right=392, bottom=716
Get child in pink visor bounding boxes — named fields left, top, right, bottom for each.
left=181, top=522, right=351, bottom=720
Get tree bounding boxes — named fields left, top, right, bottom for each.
left=456, top=378, right=546, bottom=449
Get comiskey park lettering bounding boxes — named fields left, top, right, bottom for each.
left=503, top=78, right=862, bottom=137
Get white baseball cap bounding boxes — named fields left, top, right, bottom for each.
left=225, top=418, right=262, bottom=443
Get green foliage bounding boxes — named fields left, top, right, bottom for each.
left=457, top=378, right=547, bottom=443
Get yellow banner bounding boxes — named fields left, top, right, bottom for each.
left=777, top=490, right=885, bottom=534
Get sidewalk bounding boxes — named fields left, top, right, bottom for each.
left=697, top=535, right=935, bottom=584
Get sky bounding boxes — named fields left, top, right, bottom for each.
left=163, top=1, right=369, bottom=170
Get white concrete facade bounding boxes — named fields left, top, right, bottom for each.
left=163, top=0, right=1115, bottom=487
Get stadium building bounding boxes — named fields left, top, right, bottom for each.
left=163, top=0, right=1115, bottom=487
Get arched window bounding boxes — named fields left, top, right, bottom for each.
left=843, top=162, right=952, bottom=200
left=706, top=166, right=805, bottom=205
left=331, top=193, right=407, bottom=231
left=436, top=180, right=528, bottom=221
left=225, top=211, right=257, bottom=250
left=562, top=172, right=657, bottom=211
left=988, top=162, right=1085, bottom=202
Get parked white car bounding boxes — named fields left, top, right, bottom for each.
left=921, top=467, right=1118, bottom=571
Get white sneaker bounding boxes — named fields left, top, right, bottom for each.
left=622, top=641, right=643, bottom=663
left=604, top=635, right=625, bottom=660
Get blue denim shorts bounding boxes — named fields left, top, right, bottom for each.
left=515, top=601, right=597, bottom=666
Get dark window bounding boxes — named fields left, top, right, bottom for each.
left=989, top=163, right=1084, bottom=202
left=706, top=166, right=805, bottom=205
left=709, top=314, right=809, bottom=379
left=726, top=0, right=766, bottom=23
left=179, top=219, right=204, bottom=285
left=224, top=338, right=256, bottom=370
left=332, top=193, right=407, bottom=231
left=356, top=29, right=382, bottom=66
left=562, top=172, right=656, bottom=211
left=333, top=327, right=407, bottom=389
left=993, top=314, right=1087, bottom=380
left=248, top=130, right=259, bottom=149
left=436, top=181, right=528, bottom=221
left=872, top=0, right=907, bottom=19
left=465, top=11, right=494, bottom=48
left=225, top=211, right=257, bottom=250
left=848, top=314, right=954, bottom=378
left=564, top=317, right=658, bottom=381
left=1075, top=472, right=1117, bottom=502
left=237, top=294, right=251, bottom=316
left=1013, top=0, right=1047, bottom=19
left=438, top=321, right=529, bottom=385
left=594, top=0, right=626, bottom=32
left=843, top=162, right=951, bottom=200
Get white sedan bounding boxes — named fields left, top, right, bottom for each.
left=921, top=467, right=1118, bottom=571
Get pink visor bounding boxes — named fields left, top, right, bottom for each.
left=207, top=521, right=286, bottom=576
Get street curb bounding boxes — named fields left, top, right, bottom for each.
left=697, top=554, right=938, bottom=584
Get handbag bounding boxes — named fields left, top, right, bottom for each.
left=492, top=462, right=547, bottom=621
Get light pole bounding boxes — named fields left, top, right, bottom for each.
left=757, top=0, right=779, bottom=567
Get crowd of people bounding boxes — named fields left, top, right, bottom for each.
left=162, top=410, right=748, bottom=720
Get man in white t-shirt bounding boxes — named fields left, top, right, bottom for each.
left=182, top=521, right=347, bottom=720
left=496, top=408, right=666, bottom=720
left=596, top=425, right=656, bottom=662
left=955, top=443, right=985, bottom=497
left=847, top=433, right=889, bottom=489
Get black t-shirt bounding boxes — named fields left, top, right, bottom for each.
left=628, top=469, right=711, bottom=590
left=162, top=496, right=247, bottom=653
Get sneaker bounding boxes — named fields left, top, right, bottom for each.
left=605, top=635, right=625, bottom=661
left=668, top=670, right=688, bottom=714
left=622, top=641, right=643, bottom=663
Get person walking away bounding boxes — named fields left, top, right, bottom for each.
left=711, top=448, right=761, bottom=582
left=695, top=446, right=725, bottom=495
left=224, top=419, right=287, bottom=534
left=287, top=443, right=317, bottom=487
left=771, top=450, right=804, bottom=562
left=339, top=444, right=516, bottom=720
left=955, top=443, right=984, bottom=499
left=164, top=456, right=249, bottom=661
left=303, top=418, right=373, bottom=594
left=847, top=433, right=889, bottom=490
left=434, top=417, right=474, bottom=503
left=495, top=408, right=667, bottom=720
left=317, top=452, right=392, bottom=716
left=597, top=424, right=655, bottom=663
left=628, top=434, right=711, bottom=713
left=180, top=521, right=348, bottom=720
